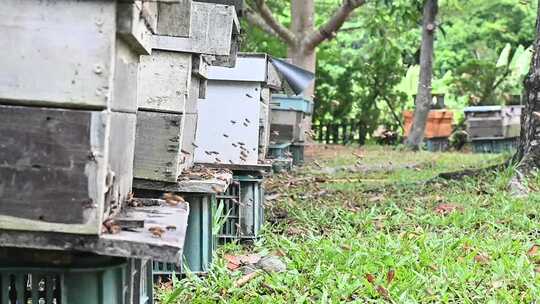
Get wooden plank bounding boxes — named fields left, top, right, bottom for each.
left=152, top=2, right=239, bottom=56
left=133, top=171, right=232, bottom=194
left=186, top=77, right=201, bottom=114
left=112, top=38, right=140, bottom=113
left=141, top=1, right=159, bottom=33
left=181, top=113, right=198, bottom=168
left=266, top=62, right=283, bottom=90
left=200, top=163, right=272, bottom=173
left=0, top=105, right=108, bottom=235
left=117, top=2, right=153, bottom=55
left=0, top=0, right=116, bottom=109
left=208, top=54, right=268, bottom=82
left=192, top=55, right=209, bottom=80
left=134, top=111, right=185, bottom=182
left=0, top=203, right=190, bottom=263
left=259, top=102, right=270, bottom=161
left=106, top=112, right=137, bottom=217
left=157, top=0, right=192, bottom=37
left=138, top=51, right=191, bottom=113
left=195, top=0, right=244, bottom=16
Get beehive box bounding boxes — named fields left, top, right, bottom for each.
left=195, top=54, right=282, bottom=166
left=271, top=94, right=314, bottom=114
left=0, top=0, right=153, bottom=112
left=134, top=2, right=239, bottom=182
left=0, top=0, right=154, bottom=235
left=153, top=1, right=240, bottom=64
left=403, top=110, right=454, bottom=139
left=270, top=108, right=307, bottom=143
left=471, top=138, right=519, bottom=153
left=464, top=105, right=522, bottom=140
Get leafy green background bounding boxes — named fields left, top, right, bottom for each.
left=242, top=0, right=537, bottom=141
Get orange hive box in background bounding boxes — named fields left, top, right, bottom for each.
left=403, top=110, right=454, bottom=139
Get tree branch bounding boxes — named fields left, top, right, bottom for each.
left=303, top=0, right=367, bottom=50
left=252, top=0, right=296, bottom=45
left=244, top=5, right=279, bottom=38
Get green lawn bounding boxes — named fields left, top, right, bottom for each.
left=157, top=145, right=540, bottom=303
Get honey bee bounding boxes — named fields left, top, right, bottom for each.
left=148, top=226, right=166, bottom=238
left=163, top=193, right=185, bottom=206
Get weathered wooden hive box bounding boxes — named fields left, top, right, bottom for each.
left=134, top=0, right=240, bottom=183
left=403, top=110, right=454, bottom=139
left=0, top=0, right=156, bottom=235
left=194, top=53, right=282, bottom=166
left=464, top=105, right=522, bottom=140
left=270, top=94, right=313, bottom=144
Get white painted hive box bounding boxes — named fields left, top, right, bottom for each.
left=194, top=54, right=280, bottom=165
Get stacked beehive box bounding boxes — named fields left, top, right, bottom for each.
left=269, top=94, right=314, bottom=166
left=132, top=0, right=240, bottom=275
left=0, top=0, right=155, bottom=235
left=464, top=105, right=522, bottom=153
left=193, top=54, right=285, bottom=243
left=0, top=1, right=197, bottom=302
left=134, top=0, right=239, bottom=182
left=403, top=110, right=454, bottom=152
left=194, top=54, right=315, bottom=243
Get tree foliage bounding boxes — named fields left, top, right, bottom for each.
left=242, top=0, right=538, bottom=141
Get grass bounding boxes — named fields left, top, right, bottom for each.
left=157, top=145, right=540, bottom=303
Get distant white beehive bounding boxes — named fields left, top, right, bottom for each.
left=194, top=53, right=282, bottom=166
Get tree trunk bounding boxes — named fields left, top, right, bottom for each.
left=289, top=0, right=317, bottom=97
left=510, top=1, right=540, bottom=195
left=404, top=0, right=438, bottom=150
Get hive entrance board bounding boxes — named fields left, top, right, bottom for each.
left=0, top=203, right=190, bottom=263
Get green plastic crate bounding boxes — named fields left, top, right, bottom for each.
left=471, top=138, right=518, bottom=153
left=268, top=142, right=291, bottom=159
left=216, top=176, right=265, bottom=244
left=290, top=144, right=305, bottom=165
left=183, top=194, right=215, bottom=273
left=152, top=193, right=216, bottom=278
left=425, top=137, right=449, bottom=152
left=0, top=250, right=151, bottom=304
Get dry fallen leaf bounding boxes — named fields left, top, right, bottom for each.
left=274, top=249, right=286, bottom=257
left=434, top=203, right=462, bottom=215
left=224, top=255, right=241, bottom=270
left=376, top=285, right=390, bottom=300
left=368, top=195, right=384, bottom=203
left=341, top=244, right=352, bottom=251
left=474, top=253, right=490, bottom=265
left=527, top=245, right=540, bottom=257
left=386, top=269, right=395, bottom=284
